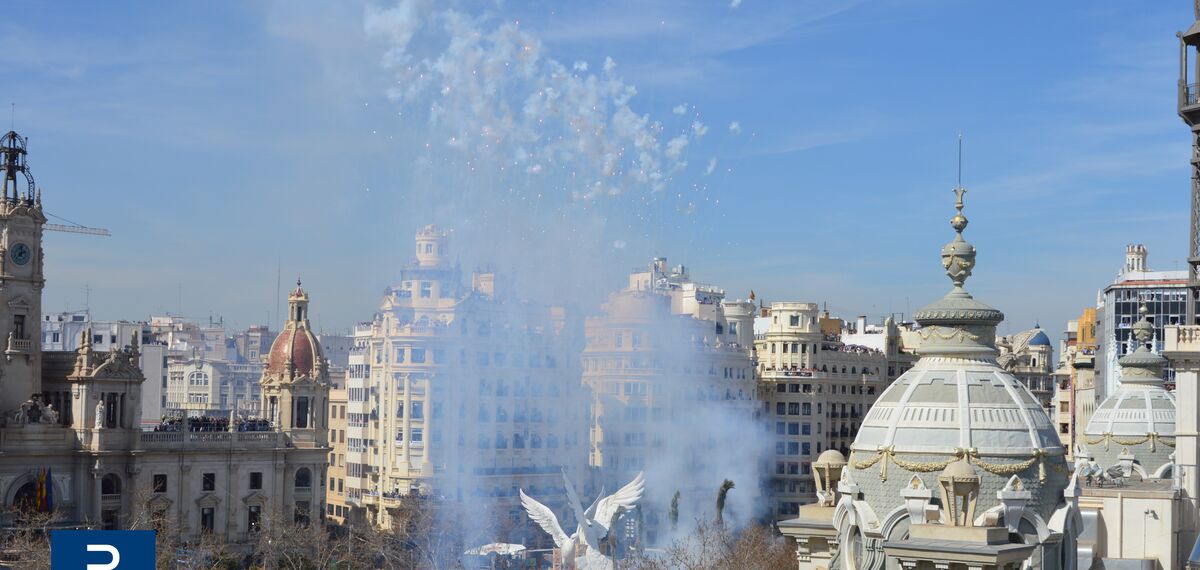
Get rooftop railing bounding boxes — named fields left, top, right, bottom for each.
left=140, top=430, right=283, bottom=449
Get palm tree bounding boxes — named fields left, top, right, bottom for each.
left=716, top=480, right=735, bottom=526
left=669, top=491, right=680, bottom=532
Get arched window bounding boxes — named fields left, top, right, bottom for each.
left=101, top=474, right=121, bottom=496
left=294, top=468, right=311, bottom=489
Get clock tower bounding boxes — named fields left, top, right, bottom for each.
left=0, top=131, right=46, bottom=416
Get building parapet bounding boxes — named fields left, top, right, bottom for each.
left=1164, top=325, right=1200, bottom=355
left=139, top=430, right=284, bottom=450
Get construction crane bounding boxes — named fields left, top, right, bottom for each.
left=44, top=221, right=110, bottom=237
left=44, top=212, right=110, bottom=237
left=2, top=131, right=111, bottom=237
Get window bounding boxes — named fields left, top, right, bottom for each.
left=776, top=402, right=786, bottom=415
left=802, top=442, right=812, bottom=455
left=776, top=442, right=786, bottom=455
left=802, top=403, right=812, bottom=416
left=789, top=315, right=800, bottom=326
left=295, top=468, right=312, bottom=489
left=775, top=422, right=785, bottom=435
left=787, top=442, right=800, bottom=455
left=153, top=474, right=167, bottom=493
left=250, top=472, right=263, bottom=490
left=420, top=282, right=432, bottom=298
left=411, top=428, right=424, bottom=444
left=802, top=423, right=811, bottom=435
left=101, top=474, right=121, bottom=496
left=248, top=505, right=262, bottom=533
left=203, top=473, right=215, bottom=492
left=411, top=401, right=424, bottom=420
left=411, top=348, right=426, bottom=363
left=787, top=423, right=800, bottom=435
left=201, top=507, right=215, bottom=533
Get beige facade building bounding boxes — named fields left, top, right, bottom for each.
left=345, top=226, right=587, bottom=536
left=164, top=358, right=262, bottom=417
left=996, top=326, right=1056, bottom=413
left=0, top=131, right=328, bottom=550
left=754, top=303, right=891, bottom=520
left=1053, top=308, right=1098, bottom=458
left=326, top=378, right=350, bottom=524
left=583, top=258, right=756, bottom=544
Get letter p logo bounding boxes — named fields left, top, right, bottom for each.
left=86, top=544, right=120, bottom=570
left=51, top=530, right=154, bottom=569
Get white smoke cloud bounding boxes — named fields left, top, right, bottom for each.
left=729, top=121, right=742, bottom=134
left=705, top=157, right=718, bottom=175
left=362, top=1, right=752, bottom=549
left=730, top=0, right=743, bottom=8
left=365, top=5, right=694, bottom=198
left=666, top=134, right=689, bottom=160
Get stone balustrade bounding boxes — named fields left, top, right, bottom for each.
left=1163, top=325, right=1200, bottom=355
left=140, top=430, right=283, bottom=450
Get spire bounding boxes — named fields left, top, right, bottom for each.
left=911, top=142, right=1004, bottom=358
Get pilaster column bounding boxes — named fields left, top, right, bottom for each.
left=90, top=460, right=102, bottom=526
left=1165, top=326, right=1200, bottom=499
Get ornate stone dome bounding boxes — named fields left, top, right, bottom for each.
left=844, top=187, right=1068, bottom=556
left=1082, top=304, right=1176, bottom=478
left=266, top=281, right=325, bottom=380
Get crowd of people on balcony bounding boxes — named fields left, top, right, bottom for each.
left=151, top=415, right=272, bottom=432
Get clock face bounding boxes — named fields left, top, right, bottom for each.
left=10, top=243, right=30, bottom=266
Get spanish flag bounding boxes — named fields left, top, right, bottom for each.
left=35, top=468, right=45, bottom=511
left=34, top=468, right=53, bottom=512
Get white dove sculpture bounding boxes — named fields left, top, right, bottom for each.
left=520, top=471, right=645, bottom=570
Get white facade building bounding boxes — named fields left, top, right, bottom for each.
left=345, top=226, right=587, bottom=542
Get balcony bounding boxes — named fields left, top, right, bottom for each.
left=1183, top=82, right=1200, bottom=111
left=140, top=430, right=283, bottom=450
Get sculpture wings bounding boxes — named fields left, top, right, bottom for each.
left=594, top=471, right=644, bottom=533
left=520, top=489, right=569, bottom=548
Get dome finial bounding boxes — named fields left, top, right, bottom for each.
left=1133, top=302, right=1153, bottom=346
left=941, top=135, right=976, bottom=288
left=941, top=191, right=975, bottom=288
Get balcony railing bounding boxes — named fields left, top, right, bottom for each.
left=1164, top=325, right=1200, bottom=354
left=1184, top=82, right=1200, bottom=108
left=140, top=430, right=283, bottom=449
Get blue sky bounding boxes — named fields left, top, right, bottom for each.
left=2, top=1, right=1191, bottom=342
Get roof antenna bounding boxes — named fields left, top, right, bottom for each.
left=957, top=132, right=963, bottom=188
left=9, top=103, right=13, bottom=131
